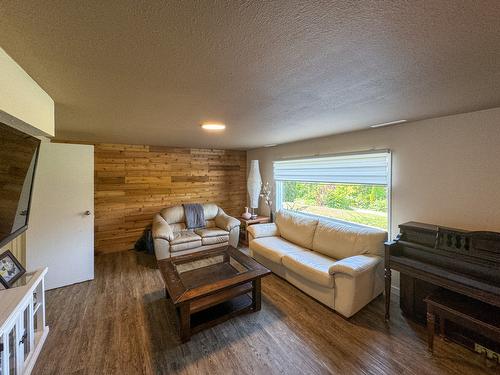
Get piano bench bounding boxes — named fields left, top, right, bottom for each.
left=424, top=289, right=500, bottom=354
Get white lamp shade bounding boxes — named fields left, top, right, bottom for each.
left=247, top=160, right=262, bottom=209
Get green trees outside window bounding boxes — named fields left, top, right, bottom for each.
left=282, top=181, right=388, bottom=230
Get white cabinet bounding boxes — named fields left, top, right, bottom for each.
left=4, top=317, right=18, bottom=375
left=0, top=269, right=48, bottom=375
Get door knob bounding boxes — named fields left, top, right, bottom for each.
left=84, top=210, right=91, bottom=216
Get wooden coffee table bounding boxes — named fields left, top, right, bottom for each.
left=158, top=246, right=271, bottom=342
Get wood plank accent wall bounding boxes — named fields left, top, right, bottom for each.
left=94, top=144, right=246, bottom=254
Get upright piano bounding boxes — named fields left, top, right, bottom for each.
left=385, top=222, right=500, bottom=350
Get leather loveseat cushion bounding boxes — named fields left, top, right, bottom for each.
left=275, top=210, right=319, bottom=249
left=170, top=230, right=201, bottom=244
left=195, top=228, right=229, bottom=237
left=170, top=240, right=202, bottom=252
left=201, top=235, right=229, bottom=245
left=195, top=227, right=229, bottom=246
left=170, top=231, right=202, bottom=252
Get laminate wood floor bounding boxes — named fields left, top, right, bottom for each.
left=33, top=251, right=498, bottom=375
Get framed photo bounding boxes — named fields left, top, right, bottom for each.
left=0, top=250, right=26, bottom=288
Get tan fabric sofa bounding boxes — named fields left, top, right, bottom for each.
left=248, top=210, right=387, bottom=317
left=152, top=203, right=240, bottom=260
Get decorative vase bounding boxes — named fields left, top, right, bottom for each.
left=242, top=207, right=252, bottom=220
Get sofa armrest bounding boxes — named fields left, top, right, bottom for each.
left=247, top=223, right=280, bottom=239
left=153, top=237, right=171, bottom=260
left=152, top=214, right=175, bottom=241
left=215, top=209, right=240, bottom=231
left=329, top=255, right=381, bottom=277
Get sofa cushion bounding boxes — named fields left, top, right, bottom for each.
left=275, top=210, right=319, bottom=249
left=247, top=223, right=280, bottom=239
left=351, top=227, right=387, bottom=257
left=312, top=219, right=387, bottom=259
left=282, top=251, right=337, bottom=288
left=250, top=236, right=308, bottom=265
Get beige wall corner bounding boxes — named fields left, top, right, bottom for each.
left=0, top=47, right=54, bottom=137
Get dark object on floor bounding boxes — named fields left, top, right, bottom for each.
left=183, top=203, right=205, bottom=229
left=135, top=226, right=154, bottom=254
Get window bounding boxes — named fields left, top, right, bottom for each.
left=274, top=151, right=391, bottom=231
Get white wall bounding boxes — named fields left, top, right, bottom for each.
left=248, top=107, right=500, bottom=291
left=0, top=47, right=55, bottom=270
left=248, top=107, right=500, bottom=234
left=0, top=47, right=54, bottom=137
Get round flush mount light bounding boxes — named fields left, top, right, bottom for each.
left=201, top=123, right=226, bottom=131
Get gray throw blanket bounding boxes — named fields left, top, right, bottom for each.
left=183, top=203, right=205, bottom=229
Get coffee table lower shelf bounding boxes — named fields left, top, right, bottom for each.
left=190, top=293, right=253, bottom=335
left=174, top=279, right=261, bottom=342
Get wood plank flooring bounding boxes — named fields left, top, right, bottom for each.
left=33, top=251, right=498, bottom=375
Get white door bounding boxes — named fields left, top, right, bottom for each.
left=26, top=142, right=94, bottom=290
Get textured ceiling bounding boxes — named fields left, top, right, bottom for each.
left=2, top=1, right=500, bottom=149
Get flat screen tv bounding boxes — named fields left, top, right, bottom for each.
left=0, top=122, right=40, bottom=248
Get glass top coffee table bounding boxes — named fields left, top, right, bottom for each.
left=158, top=246, right=271, bottom=342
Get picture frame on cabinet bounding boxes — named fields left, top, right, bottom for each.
left=0, top=249, right=26, bottom=288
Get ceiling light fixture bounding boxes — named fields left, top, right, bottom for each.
left=201, top=123, right=226, bottom=131
left=370, top=119, right=407, bottom=128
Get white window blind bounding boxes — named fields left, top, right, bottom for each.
left=273, top=151, right=390, bottom=185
